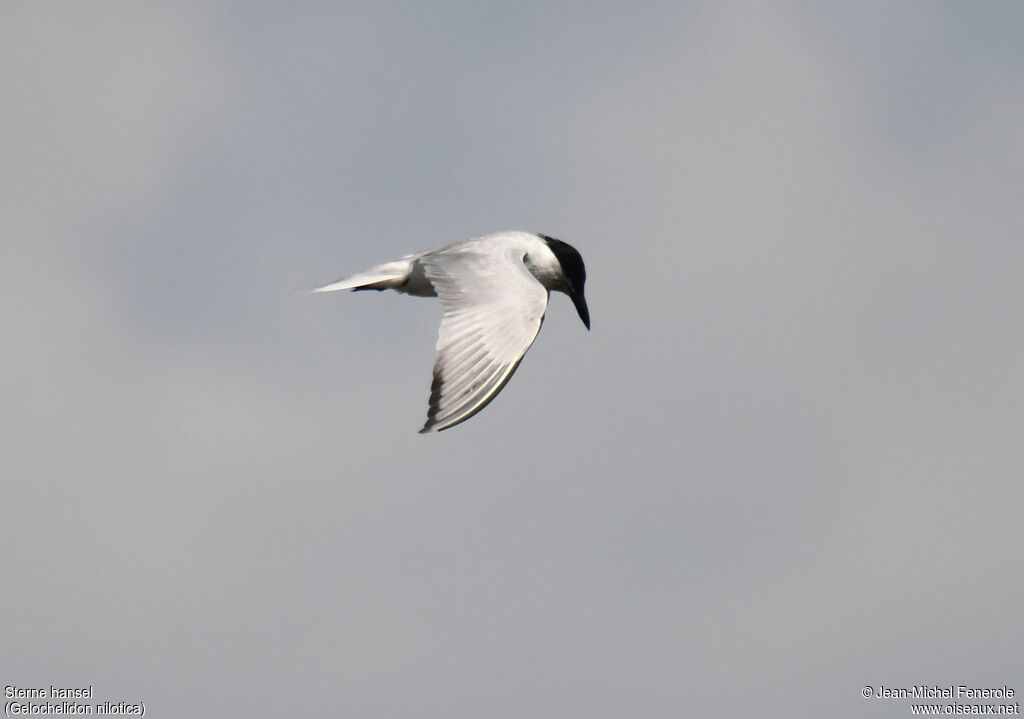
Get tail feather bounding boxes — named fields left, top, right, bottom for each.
left=309, top=260, right=411, bottom=293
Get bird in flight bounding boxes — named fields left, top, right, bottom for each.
left=312, top=231, right=589, bottom=433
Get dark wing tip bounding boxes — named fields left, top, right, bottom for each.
left=419, top=362, right=445, bottom=433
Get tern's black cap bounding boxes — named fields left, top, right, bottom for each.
left=538, top=234, right=589, bottom=329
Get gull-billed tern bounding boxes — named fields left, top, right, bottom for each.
left=312, top=231, right=589, bottom=433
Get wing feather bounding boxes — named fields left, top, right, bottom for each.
left=418, top=243, right=548, bottom=432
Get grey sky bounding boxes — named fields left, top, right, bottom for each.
left=3, top=2, right=1022, bottom=717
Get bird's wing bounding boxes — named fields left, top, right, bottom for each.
left=418, top=243, right=549, bottom=433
